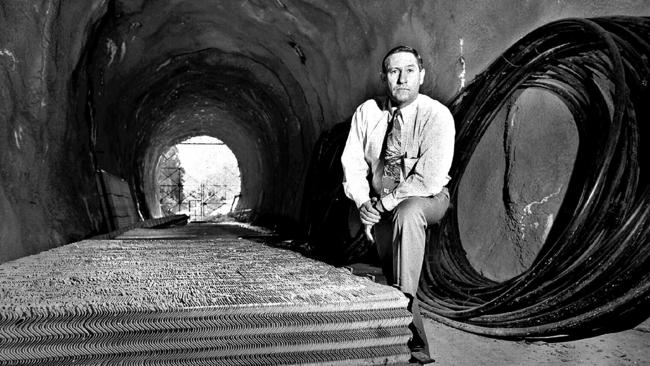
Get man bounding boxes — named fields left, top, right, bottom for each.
left=340, top=46, right=454, bottom=363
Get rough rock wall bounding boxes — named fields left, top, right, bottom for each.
left=0, top=0, right=108, bottom=262
left=458, top=89, right=578, bottom=281
left=0, top=0, right=648, bottom=263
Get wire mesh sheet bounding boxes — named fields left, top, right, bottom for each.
left=0, top=238, right=411, bottom=365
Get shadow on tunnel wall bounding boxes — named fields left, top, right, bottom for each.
left=301, top=118, right=377, bottom=266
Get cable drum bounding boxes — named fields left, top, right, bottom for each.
left=419, top=16, right=650, bottom=338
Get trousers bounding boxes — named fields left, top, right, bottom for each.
left=373, top=188, right=450, bottom=297
left=374, top=189, right=449, bottom=356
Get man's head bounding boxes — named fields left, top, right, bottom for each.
left=381, top=46, right=425, bottom=108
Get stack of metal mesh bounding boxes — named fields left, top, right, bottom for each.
left=0, top=239, right=411, bottom=365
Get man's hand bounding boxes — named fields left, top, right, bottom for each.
left=373, top=199, right=386, bottom=214
left=359, top=199, right=381, bottom=225
left=364, top=225, right=374, bottom=243
left=360, top=199, right=381, bottom=243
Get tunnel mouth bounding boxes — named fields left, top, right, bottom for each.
left=154, top=135, right=242, bottom=222
left=90, top=45, right=314, bottom=230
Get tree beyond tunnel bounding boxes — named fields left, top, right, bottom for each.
left=154, top=136, right=241, bottom=221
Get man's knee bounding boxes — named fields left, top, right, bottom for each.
left=393, top=198, right=427, bottom=227
left=392, top=194, right=449, bottom=227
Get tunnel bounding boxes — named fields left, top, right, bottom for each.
left=1, top=0, right=650, bottom=361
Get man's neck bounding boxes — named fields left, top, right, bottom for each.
left=388, top=94, right=419, bottom=110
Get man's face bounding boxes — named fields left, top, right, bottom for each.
left=382, top=52, right=425, bottom=108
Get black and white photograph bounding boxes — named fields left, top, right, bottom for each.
left=0, top=1, right=649, bottom=365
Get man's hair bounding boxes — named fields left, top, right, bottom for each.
left=381, top=45, right=424, bottom=74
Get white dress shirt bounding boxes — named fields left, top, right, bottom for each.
left=341, top=94, right=455, bottom=211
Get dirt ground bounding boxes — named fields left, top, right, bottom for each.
left=346, top=262, right=650, bottom=366
left=425, top=318, right=650, bottom=366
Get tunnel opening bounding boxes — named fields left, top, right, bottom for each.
left=89, top=44, right=316, bottom=234
left=153, top=135, right=242, bottom=222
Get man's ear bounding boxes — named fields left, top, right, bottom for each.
left=419, top=68, right=426, bottom=85
left=380, top=72, right=386, bottom=83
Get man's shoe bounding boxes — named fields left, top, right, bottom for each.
left=409, top=351, right=435, bottom=365
left=407, top=336, right=426, bottom=352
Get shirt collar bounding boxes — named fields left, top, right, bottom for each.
left=387, top=94, right=419, bottom=118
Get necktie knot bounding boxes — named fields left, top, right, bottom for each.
left=390, top=109, right=401, bottom=124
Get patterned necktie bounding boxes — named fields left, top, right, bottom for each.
left=381, top=109, right=401, bottom=197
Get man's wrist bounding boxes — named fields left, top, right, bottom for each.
left=356, top=198, right=369, bottom=209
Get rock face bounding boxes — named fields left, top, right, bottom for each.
left=0, top=0, right=649, bottom=264
left=0, top=1, right=109, bottom=263
left=458, top=89, right=578, bottom=281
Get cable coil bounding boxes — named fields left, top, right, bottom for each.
left=419, top=16, right=650, bottom=339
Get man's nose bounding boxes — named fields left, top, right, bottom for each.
left=398, top=71, right=407, bottom=84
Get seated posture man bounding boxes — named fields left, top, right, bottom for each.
left=340, top=46, right=455, bottom=363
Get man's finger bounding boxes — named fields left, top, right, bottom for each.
left=360, top=212, right=380, bottom=224
left=365, top=204, right=381, bottom=216
left=360, top=207, right=381, bottom=220
left=364, top=225, right=374, bottom=242
left=360, top=210, right=380, bottom=221
left=361, top=216, right=380, bottom=225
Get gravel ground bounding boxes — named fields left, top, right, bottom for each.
left=426, top=318, right=650, bottom=366
left=348, top=263, right=650, bottom=366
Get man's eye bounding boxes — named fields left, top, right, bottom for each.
left=389, top=69, right=399, bottom=75
left=407, top=68, right=416, bottom=73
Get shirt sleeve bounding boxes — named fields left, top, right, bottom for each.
left=341, top=104, right=372, bottom=209
left=380, top=106, right=455, bottom=211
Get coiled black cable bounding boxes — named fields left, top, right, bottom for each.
left=419, top=16, right=650, bottom=339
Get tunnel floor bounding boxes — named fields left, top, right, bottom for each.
left=107, top=223, right=650, bottom=365
left=1, top=222, right=648, bottom=365
left=0, top=222, right=413, bottom=365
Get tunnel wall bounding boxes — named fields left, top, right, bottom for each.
left=0, top=0, right=109, bottom=263
left=0, top=0, right=648, bottom=263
